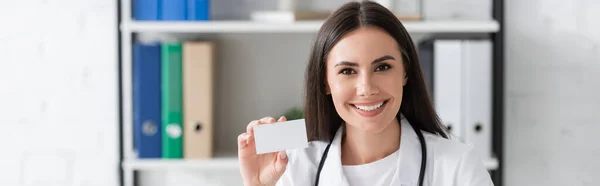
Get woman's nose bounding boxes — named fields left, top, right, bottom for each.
left=356, top=74, right=379, bottom=97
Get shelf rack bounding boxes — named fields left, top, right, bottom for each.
left=120, top=20, right=499, bottom=33
left=117, top=0, right=505, bottom=186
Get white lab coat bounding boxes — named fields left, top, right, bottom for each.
left=276, top=117, right=494, bottom=186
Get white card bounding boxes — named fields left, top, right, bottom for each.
left=253, top=119, right=309, bottom=154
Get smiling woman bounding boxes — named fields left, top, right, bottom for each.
left=237, top=1, right=494, bottom=186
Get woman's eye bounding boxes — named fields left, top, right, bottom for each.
left=375, top=64, right=391, bottom=72
left=340, top=68, right=355, bottom=75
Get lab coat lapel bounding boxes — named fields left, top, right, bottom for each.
left=392, top=118, right=425, bottom=186
left=318, top=125, right=348, bottom=186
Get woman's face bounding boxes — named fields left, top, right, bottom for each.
left=325, top=26, right=407, bottom=134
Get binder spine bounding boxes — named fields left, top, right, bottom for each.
left=188, top=0, right=210, bottom=21
left=160, top=0, right=187, bottom=20
left=133, top=42, right=162, bottom=158
left=133, top=0, right=159, bottom=20
left=463, top=40, right=493, bottom=160
left=433, top=40, right=464, bottom=140
left=161, top=42, right=184, bottom=158
left=183, top=42, right=214, bottom=159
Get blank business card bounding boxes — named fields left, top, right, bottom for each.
left=253, top=119, right=309, bottom=154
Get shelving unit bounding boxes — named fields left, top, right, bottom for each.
left=120, top=20, right=499, bottom=33
left=117, top=0, right=505, bottom=186
left=124, top=156, right=499, bottom=171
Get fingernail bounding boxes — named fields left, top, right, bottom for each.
left=280, top=152, right=287, bottom=159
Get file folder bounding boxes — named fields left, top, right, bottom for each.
left=132, top=42, right=162, bottom=158
left=133, top=0, right=159, bottom=20
left=462, top=40, right=493, bottom=160
left=419, top=38, right=494, bottom=160
left=432, top=40, right=464, bottom=140
left=188, top=0, right=211, bottom=21
left=160, top=0, right=187, bottom=20
left=161, top=42, right=184, bottom=158
left=183, top=41, right=215, bottom=159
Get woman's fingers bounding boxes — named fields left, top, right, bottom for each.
left=277, top=116, right=287, bottom=122
left=274, top=150, right=289, bottom=176
left=242, top=116, right=287, bottom=150
left=246, top=120, right=260, bottom=135
left=260, top=116, right=276, bottom=124
left=247, top=116, right=280, bottom=135
left=237, top=133, right=250, bottom=149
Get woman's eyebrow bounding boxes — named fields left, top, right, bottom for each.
left=372, top=55, right=395, bottom=64
left=334, top=61, right=358, bottom=67
left=334, top=55, right=395, bottom=67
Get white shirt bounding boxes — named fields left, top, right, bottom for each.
left=342, top=148, right=399, bottom=186
left=276, top=117, right=494, bottom=186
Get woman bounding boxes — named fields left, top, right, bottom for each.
left=237, top=1, right=494, bottom=186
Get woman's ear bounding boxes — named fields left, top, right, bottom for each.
left=403, top=75, right=408, bottom=86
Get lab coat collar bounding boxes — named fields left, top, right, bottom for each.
left=318, top=116, right=423, bottom=186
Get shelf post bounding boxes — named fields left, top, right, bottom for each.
left=491, top=0, right=505, bottom=185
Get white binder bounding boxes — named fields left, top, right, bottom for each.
left=422, top=39, right=494, bottom=161
left=462, top=40, right=493, bottom=160
left=433, top=40, right=464, bottom=140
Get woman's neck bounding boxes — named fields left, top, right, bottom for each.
left=341, top=119, right=401, bottom=165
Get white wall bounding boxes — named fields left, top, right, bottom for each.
left=505, top=0, right=600, bottom=185
left=0, top=1, right=119, bottom=186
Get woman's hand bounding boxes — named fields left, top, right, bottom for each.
left=238, top=116, right=289, bottom=186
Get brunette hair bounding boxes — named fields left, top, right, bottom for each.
left=303, top=1, right=449, bottom=141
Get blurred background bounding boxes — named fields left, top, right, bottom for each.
left=0, top=0, right=598, bottom=186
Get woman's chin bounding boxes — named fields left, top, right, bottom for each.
left=346, top=112, right=399, bottom=133
left=345, top=117, right=392, bottom=133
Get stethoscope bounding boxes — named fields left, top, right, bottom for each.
left=314, top=124, right=427, bottom=186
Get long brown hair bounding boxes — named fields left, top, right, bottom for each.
left=303, top=1, right=448, bottom=141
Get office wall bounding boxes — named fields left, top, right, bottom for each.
left=505, top=0, right=600, bottom=185
left=0, top=1, right=119, bottom=186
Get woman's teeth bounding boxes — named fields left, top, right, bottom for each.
left=354, top=101, right=384, bottom=111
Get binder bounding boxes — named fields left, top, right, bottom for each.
left=133, top=0, right=159, bottom=20
left=420, top=38, right=494, bottom=160
left=431, top=40, right=464, bottom=140
left=462, top=40, right=493, bottom=160
left=160, top=0, right=187, bottom=20
left=187, top=0, right=210, bottom=21
left=183, top=41, right=215, bottom=159
left=161, top=42, right=184, bottom=158
left=132, top=42, right=162, bottom=158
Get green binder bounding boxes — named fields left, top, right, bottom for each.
left=161, top=42, right=183, bottom=158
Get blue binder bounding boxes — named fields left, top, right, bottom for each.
left=188, top=0, right=210, bottom=21
left=133, top=42, right=162, bottom=158
left=133, top=0, right=159, bottom=20
left=160, top=0, right=187, bottom=20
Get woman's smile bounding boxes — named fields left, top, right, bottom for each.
left=349, top=99, right=390, bottom=117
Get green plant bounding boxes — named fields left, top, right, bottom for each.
left=283, top=106, right=304, bottom=120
